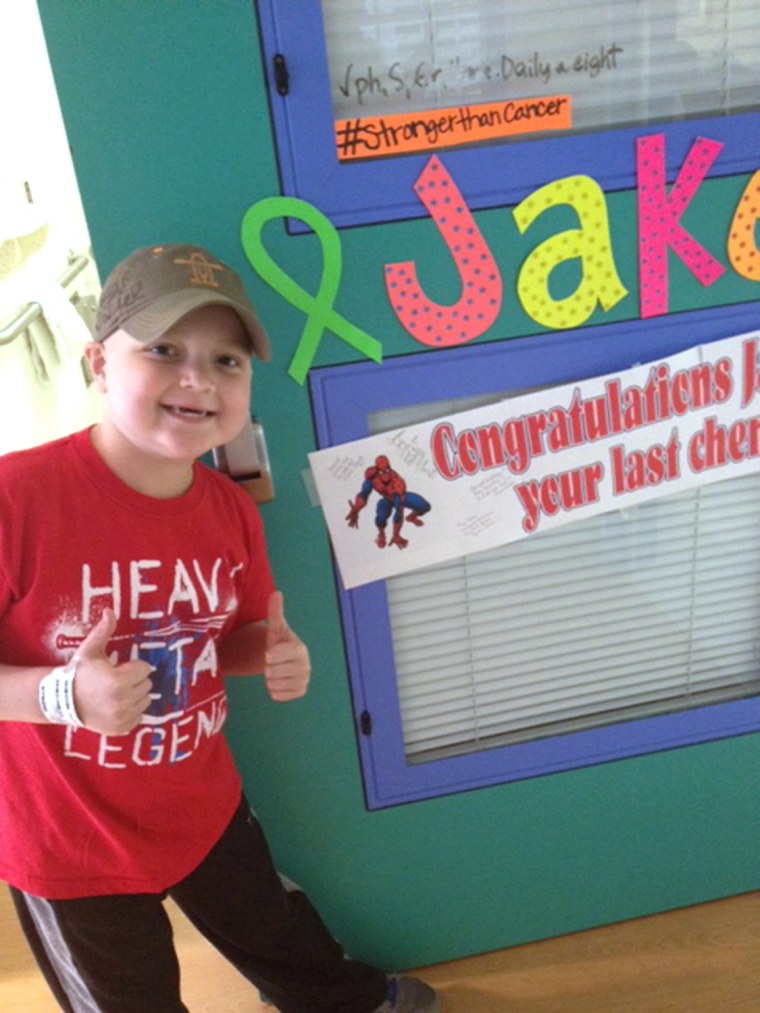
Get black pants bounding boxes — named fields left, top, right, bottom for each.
left=10, top=797, right=387, bottom=1013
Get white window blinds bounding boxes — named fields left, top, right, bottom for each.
left=322, top=0, right=758, bottom=132
left=370, top=402, right=760, bottom=765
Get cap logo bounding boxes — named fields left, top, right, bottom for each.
left=173, top=251, right=224, bottom=289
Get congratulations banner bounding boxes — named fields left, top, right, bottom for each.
left=309, top=331, right=760, bottom=589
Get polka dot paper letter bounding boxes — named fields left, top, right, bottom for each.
left=637, top=134, right=725, bottom=319
left=727, top=171, right=760, bottom=281
left=513, top=175, right=627, bottom=329
left=384, top=156, right=502, bottom=347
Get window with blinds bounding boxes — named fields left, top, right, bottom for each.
left=322, top=0, right=758, bottom=137
left=256, top=0, right=759, bottom=228
left=309, top=306, right=760, bottom=807
left=376, top=403, right=760, bottom=765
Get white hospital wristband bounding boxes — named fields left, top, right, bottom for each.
left=38, top=656, right=85, bottom=728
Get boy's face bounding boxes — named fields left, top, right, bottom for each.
left=85, top=304, right=253, bottom=479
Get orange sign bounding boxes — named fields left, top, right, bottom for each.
left=335, top=96, right=571, bottom=161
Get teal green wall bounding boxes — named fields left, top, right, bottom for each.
left=38, top=1, right=758, bottom=970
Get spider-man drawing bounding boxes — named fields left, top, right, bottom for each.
left=346, top=455, right=431, bottom=549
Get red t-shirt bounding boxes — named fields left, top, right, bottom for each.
left=0, top=428, right=274, bottom=899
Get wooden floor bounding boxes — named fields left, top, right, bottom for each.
left=1, top=887, right=757, bottom=1011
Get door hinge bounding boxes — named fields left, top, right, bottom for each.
left=359, top=710, right=372, bottom=736
left=273, top=54, right=289, bottom=96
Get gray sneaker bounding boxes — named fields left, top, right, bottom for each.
left=373, top=975, right=444, bottom=1012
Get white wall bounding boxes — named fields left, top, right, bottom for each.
left=0, top=0, right=100, bottom=452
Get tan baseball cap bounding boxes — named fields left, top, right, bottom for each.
left=94, top=243, right=270, bottom=360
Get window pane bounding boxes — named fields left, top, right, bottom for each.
left=322, top=0, right=759, bottom=140
left=370, top=397, right=760, bottom=765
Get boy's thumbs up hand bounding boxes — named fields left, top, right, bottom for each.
left=264, top=592, right=311, bottom=703
left=72, top=609, right=154, bottom=735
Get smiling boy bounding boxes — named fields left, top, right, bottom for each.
left=0, top=244, right=442, bottom=1012
left=87, top=303, right=254, bottom=498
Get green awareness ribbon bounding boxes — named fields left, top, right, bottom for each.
left=241, top=197, right=383, bottom=385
